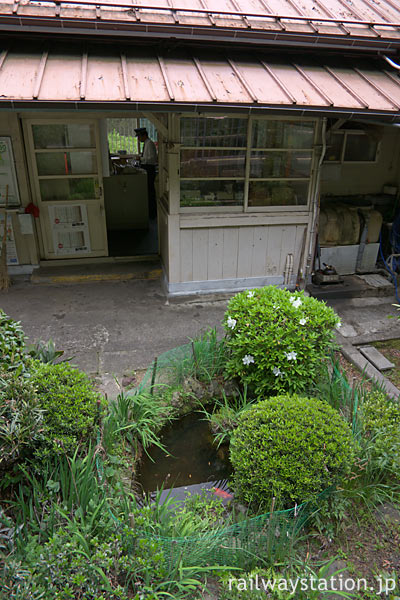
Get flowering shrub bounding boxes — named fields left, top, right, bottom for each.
left=223, top=286, right=340, bottom=395
left=230, top=395, right=355, bottom=509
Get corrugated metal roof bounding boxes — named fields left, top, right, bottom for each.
left=1, top=46, right=400, bottom=120
left=1, top=0, right=400, bottom=50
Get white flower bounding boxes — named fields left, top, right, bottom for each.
left=284, top=351, right=297, bottom=361
left=242, top=354, right=255, bottom=366
left=336, top=321, right=342, bottom=329
left=272, top=366, right=283, bottom=377
left=272, top=303, right=278, bottom=309
left=227, top=316, right=237, bottom=329
left=299, top=318, right=308, bottom=326
left=247, top=291, right=255, bottom=298
left=289, top=297, right=302, bottom=309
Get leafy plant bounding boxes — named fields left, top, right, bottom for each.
left=26, top=339, right=69, bottom=365
left=103, top=390, right=172, bottom=461
left=223, top=287, right=340, bottom=395
left=230, top=395, right=356, bottom=510
left=199, top=385, right=256, bottom=447
left=0, top=310, right=26, bottom=372
left=29, top=361, right=103, bottom=460
left=0, top=372, right=43, bottom=474
left=159, top=328, right=227, bottom=387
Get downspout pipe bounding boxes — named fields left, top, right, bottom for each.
left=305, top=117, right=327, bottom=281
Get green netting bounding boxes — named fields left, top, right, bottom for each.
left=99, top=342, right=360, bottom=569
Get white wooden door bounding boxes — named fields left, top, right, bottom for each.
left=24, top=119, right=108, bottom=259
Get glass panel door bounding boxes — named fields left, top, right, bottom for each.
left=25, top=119, right=108, bottom=259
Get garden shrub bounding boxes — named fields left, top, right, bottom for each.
left=223, top=287, right=340, bottom=395
left=2, top=527, right=168, bottom=600
left=358, top=390, right=400, bottom=478
left=230, top=395, right=355, bottom=509
left=29, top=361, right=103, bottom=459
left=0, top=310, right=26, bottom=372
left=0, top=372, right=43, bottom=472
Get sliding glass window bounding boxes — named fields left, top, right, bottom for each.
left=180, top=117, right=316, bottom=210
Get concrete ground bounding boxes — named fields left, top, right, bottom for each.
left=0, top=278, right=228, bottom=394
left=1, top=278, right=400, bottom=396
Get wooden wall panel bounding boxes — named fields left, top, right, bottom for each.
left=207, top=228, right=224, bottom=280
left=179, top=223, right=308, bottom=283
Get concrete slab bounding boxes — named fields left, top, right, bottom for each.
left=0, top=278, right=229, bottom=380
left=359, top=346, right=395, bottom=371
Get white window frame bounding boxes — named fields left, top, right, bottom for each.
left=324, top=129, right=381, bottom=165
left=178, top=114, right=318, bottom=214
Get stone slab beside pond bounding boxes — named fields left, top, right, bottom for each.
left=359, top=346, right=395, bottom=371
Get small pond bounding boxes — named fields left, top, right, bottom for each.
left=138, top=413, right=232, bottom=492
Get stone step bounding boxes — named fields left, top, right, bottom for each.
left=359, top=345, right=395, bottom=371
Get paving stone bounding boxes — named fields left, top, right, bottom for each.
left=338, top=323, right=358, bottom=338
left=359, top=345, right=395, bottom=371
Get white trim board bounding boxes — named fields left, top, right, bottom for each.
left=165, top=274, right=299, bottom=296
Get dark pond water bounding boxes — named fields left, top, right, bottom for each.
left=138, top=413, right=232, bottom=492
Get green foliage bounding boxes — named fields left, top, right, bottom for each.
left=27, top=339, right=68, bottom=365
left=0, top=372, right=43, bottom=473
left=103, top=390, right=172, bottom=461
left=219, top=560, right=355, bottom=599
left=1, top=526, right=169, bottom=600
left=199, top=385, right=256, bottom=447
left=341, top=390, right=400, bottom=506
left=157, top=328, right=227, bottom=387
left=230, top=395, right=355, bottom=510
left=223, top=287, right=339, bottom=395
left=0, top=310, right=26, bottom=372
left=29, top=361, right=102, bottom=459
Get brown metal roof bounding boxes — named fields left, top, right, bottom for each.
left=1, top=45, right=400, bottom=120
left=1, top=0, right=400, bottom=51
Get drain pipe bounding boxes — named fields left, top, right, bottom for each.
left=283, top=253, right=293, bottom=286
left=305, top=117, right=327, bottom=281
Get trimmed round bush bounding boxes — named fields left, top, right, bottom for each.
left=29, top=361, right=103, bottom=459
left=223, top=286, right=340, bottom=395
left=230, top=395, right=355, bottom=509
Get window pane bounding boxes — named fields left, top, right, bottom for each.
left=180, top=180, right=244, bottom=207
left=251, top=120, right=315, bottom=149
left=325, top=132, right=343, bottom=162
left=250, top=151, right=312, bottom=178
left=36, top=151, right=97, bottom=176
left=32, top=124, right=96, bottom=149
left=344, top=134, right=377, bottom=162
left=39, top=178, right=98, bottom=201
left=180, top=150, right=245, bottom=178
left=181, top=117, right=247, bottom=147
left=248, top=181, right=309, bottom=207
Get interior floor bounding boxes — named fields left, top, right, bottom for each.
left=107, top=218, right=158, bottom=257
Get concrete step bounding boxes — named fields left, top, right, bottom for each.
left=359, top=345, right=395, bottom=371
left=31, top=259, right=162, bottom=284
